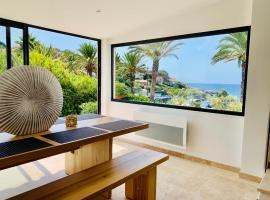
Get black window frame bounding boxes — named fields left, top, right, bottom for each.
left=0, top=18, right=102, bottom=114
left=111, top=26, right=251, bottom=116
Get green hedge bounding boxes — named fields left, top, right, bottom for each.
left=29, top=51, right=97, bottom=116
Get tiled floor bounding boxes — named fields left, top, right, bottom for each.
left=0, top=140, right=258, bottom=200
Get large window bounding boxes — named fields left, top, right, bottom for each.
left=112, top=27, right=250, bottom=115
left=28, top=28, right=99, bottom=116
left=0, top=18, right=101, bottom=116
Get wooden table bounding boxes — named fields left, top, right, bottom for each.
left=0, top=115, right=148, bottom=175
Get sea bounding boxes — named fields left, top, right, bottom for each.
left=187, top=83, right=241, bottom=99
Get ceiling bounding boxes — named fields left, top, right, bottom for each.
left=0, top=0, right=225, bottom=39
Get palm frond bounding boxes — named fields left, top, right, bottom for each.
left=212, top=32, right=247, bottom=67
left=129, top=41, right=181, bottom=61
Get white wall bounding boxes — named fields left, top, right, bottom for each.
left=240, top=0, right=270, bottom=177
left=102, top=0, right=252, bottom=168
left=101, top=39, right=111, bottom=115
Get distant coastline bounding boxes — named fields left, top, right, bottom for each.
left=187, top=83, right=241, bottom=99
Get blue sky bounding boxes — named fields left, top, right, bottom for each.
left=0, top=26, right=6, bottom=45
left=115, top=33, right=244, bottom=85
left=29, top=28, right=97, bottom=52
left=1, top=26, right=97, bottom=52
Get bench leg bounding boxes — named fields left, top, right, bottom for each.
left=125, top=167, right=157, bottom=200
left=65, top=138, right=113, bottom=199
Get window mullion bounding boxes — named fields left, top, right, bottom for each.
left=23, top=26, right=29, bottom=65
left=6, top=26, right=11, bottom=69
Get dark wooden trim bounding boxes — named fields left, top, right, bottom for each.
left=111, top=26, right=251, bottom=116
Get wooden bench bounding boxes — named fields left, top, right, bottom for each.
left=9, top=149, right=169, bottom=200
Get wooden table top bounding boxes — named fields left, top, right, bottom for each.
left=0, top=115, right=148, bottom=170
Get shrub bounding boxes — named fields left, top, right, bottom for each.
left=62, top=85, right=84, bottom=116
left=0, top=49, right=6, bottom=74
left=80, top=101, right=98, bottom=114
left=172, top=81, right=187, bottom=89
left=185, top=88, right=206, bottom=99
left=71, top=74, right=97, bottom=102
left=191, top=101, right=201, bottom=108
left=167, top=97, right=185, bottom=106
left=167, top=87, right=181, bottom=97
left=127, top=94, right=150, bottom=102
left=210, top=97, right=226, bottom=110
left=227, top=101, right=242, bottom=111
left=115, top=82, right=130, bottom=97
left=29, top=50, right=97, bottom=116
left=216, top=90, right=229, bottom=97
left=210, top=95, right=242, bottom=111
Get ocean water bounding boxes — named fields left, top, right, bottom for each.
left=187, top=83, right=241, bottom=99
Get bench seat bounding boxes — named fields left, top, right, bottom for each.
left=9, top=149, right=169, bottom=200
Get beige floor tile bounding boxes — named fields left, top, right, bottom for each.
left=0, top=141, right=258, bottom=200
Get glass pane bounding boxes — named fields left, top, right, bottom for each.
left=29, top=28, right=99, bottom=116
left=113, top=30, right=249, bottom=113
left=11, top=27, right=23, bottom=67
left=0, top=26, right=7, bottom=74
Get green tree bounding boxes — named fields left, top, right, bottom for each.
left=210, top=97, right=226, bottom=110
left=216, top=90, right=229, bottom=97
left=29, top=50, right=97, bottom=116
left=210, top=95, right=241, bottom=112
left=130, top=41, right=182, bottom=101
left=121, top=52, right=145, bottom=93
left=115, top=82, right=130, bottom=97
left=191, top=101, right=201, bottom=108
left=80, top=101, right=98, bottom=114
left=158, top=70, right=170, bottom=83
left=16, top=34, right=42, bottom=51
left=127, top=94, right=150, bottom=102
left=61, top=50, right=81, bottom=73
left=115, top=52, right=128, bottom=85
left=78, top=43, right=97, bottom=77
left=168, top=97, right=185, bottom=106
left=0, top=48, right=6, bottom=74
left=211, top=32, right=248, bottom=101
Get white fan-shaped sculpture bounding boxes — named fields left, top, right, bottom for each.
left=0, top=66, right=63, bottom=135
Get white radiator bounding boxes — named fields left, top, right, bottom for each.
left=122, top=110, right=187, bottom=151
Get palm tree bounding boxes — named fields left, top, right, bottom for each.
left=121, top=52, right=145, bottom=94
left=16, top=34, right=42, bottom=50
left=78, top=43, right=97, bottom=77
left=61, top=50, right=81, bottom=73
left=211, top=32, right=248, bottom=102
left=130, top=41, right=182, bottom=101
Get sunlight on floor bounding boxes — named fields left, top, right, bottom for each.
left=0, top=140, right=258, bottom=200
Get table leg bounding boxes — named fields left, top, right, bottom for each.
left=65, top=138, right=113, bottom=199
left=125, top=167, right=157, bottom=200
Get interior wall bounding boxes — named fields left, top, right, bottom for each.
left=102, top=0, right=252, bottom=168
left=240, top=0, right=270, bottom=177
